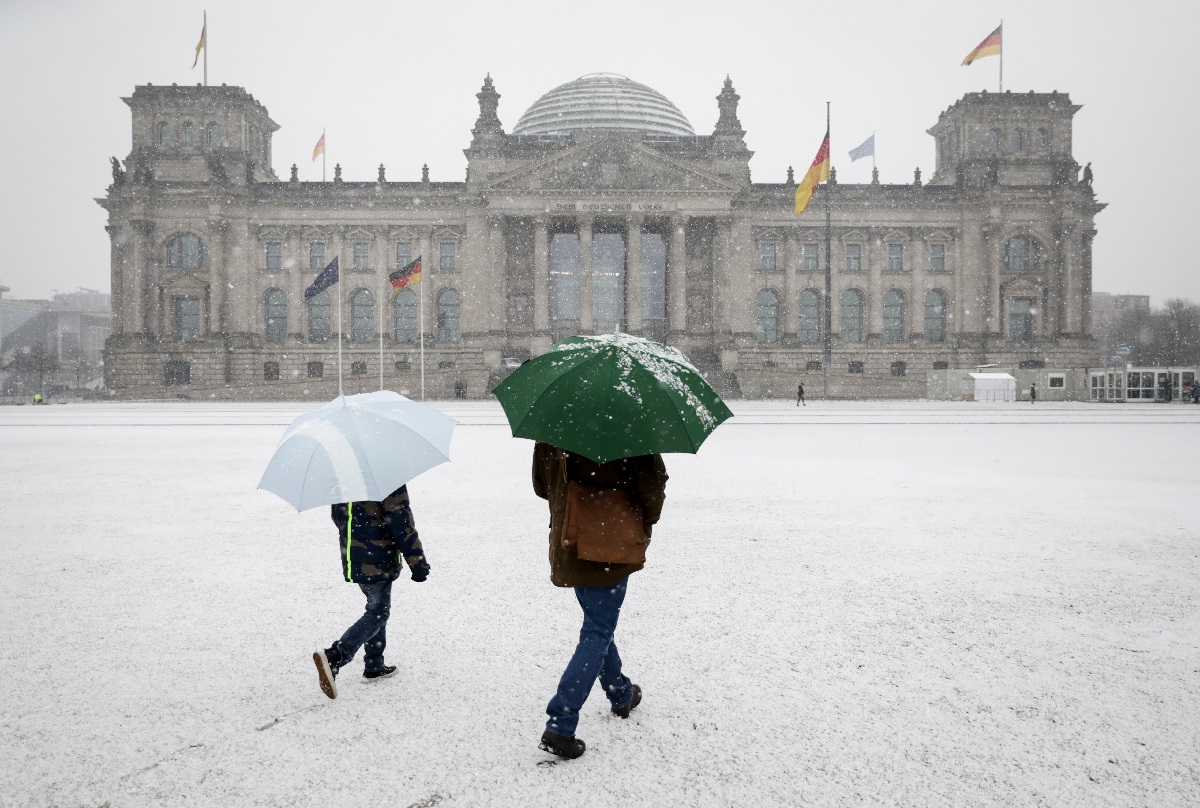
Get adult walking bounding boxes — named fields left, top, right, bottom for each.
left=312, top=485, right=430, bottom=699
left=796, top=382, right=806, bottom=406
left=531, top=442, right=668, bottom=759
left=1030, top=382, right=1037, bottom=404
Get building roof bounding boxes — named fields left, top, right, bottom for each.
left=512, top=73, right=695, bottom=137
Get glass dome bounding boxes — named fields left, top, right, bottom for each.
left=512, top=73, right=695, bottom=137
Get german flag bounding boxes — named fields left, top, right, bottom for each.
left=962, top=25, right=1002, bottom=66
left=795, top=130, right=830, bottom=216
left=191, top=19, right=206, bottom=69
left=390, top=256, right=423, bottom=293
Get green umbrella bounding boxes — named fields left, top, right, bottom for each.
left=492, top=333, right=733, bottom=464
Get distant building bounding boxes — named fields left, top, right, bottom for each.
left=99, top=76, right=1104, bottom=399
left=1091, top=292, right=1151, bottom=342
left=0, top=288, right=112, bottom=398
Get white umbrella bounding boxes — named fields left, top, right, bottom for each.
left=258, top=391, right=456, bottom=511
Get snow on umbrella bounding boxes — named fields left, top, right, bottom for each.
left=258, top=390, right=457, bottom=511
left=492, top=333, right=733, bottom=464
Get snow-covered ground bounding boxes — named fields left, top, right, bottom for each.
left=2, top=400, right=1198, bottom=807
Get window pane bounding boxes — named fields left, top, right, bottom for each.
left=437, top=289, right=461, bottom=342
left=393, top=288, right=418, bottom=343
left=308, top=290, right=331, bottom=341
left=640, top=233, right=667, bottom=324
left=798, top=290, right=820, bottom=343
left=353, top=242, right=369, bottom=270
left=310, top=242, right=325, bottom=271
left=887, top=244, right=903, bottom=271
left=802, top=244, right=819, bottom=271
left=266, top=242, right=282, bottom=270
left=756, top=290, right=779, bottom=343
left=351, top=290, right=374, bottom=342
left=846, top=244, right=861, bottom=271
left=175, top=297, right=201, bottom=341
left=160, top=124, right=172, bottom=145
left=988, top=129, right=1000, bottom=151
left=549, top=232, right=580, bottom=329
left=1008, top=299, right=1033, bottom=341
left=930, top=244, right=945, bottom=272
left=207, top=123, right=221, bottom=146
left=592, top=232, right=625, bottom=332
left=396, top=242, right=412, bottom=269
left=759, top=243, right=777, bottom=271
left=264, top=290, right=288, bottom=342
left=841, top=290, right=863, bottom=342
left=883, top=290, right=906, bottom=343
left=182, top=123, right=196, bottom=146
left=924, top=290, right=946, bottom=342
left=439, top=242, right=457, bottom=270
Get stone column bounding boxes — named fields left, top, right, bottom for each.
left=290, top=230, right=307, bottom=340
left=988, top=227, right=1002, bottom=336
left=579, top=219, right=594, bottom=333
left=418, top=228, right=434, bottom=342
left=106, top=225, right=125, bottom=335
left=208, top=219, right=228, bottom=335
left=911, top=232, right=926, bottom=338
left=667, top=215, right=688, bottom=337
left=1081, top=229, right=1095, bottom=336
left=712, top=217, right=735, bottom=341
left=533, top=217, right=550, bottom=334
left=130, top=220, right=155, bottom=334
left=488, top=218, right=506, bottom=336
left=782, top=231, right=797, bottom=338
left=625, top=215, right=643, bottom=335
left=867, top=229, right=883, bottom=338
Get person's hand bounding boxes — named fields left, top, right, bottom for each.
left=410, top=559, right=430, bottom=583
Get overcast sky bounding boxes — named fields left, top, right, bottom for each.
left=1, top=0, right=1196, bottom=305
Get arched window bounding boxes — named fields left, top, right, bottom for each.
left=393, top=288, right=418, bottom=343
left=182, top=122, right=196, bottom=146
left=1002, top=237, right=1041, bottom=271
left=159, top=123, right=172, bottom=145
left=924, top=290, right=947, bottom=342
left=207, top=123, right=221, bottom=146
left=883, top=290, right=906, bottom=343
left=1035, top=128, right=1049, bottom=150
left=264, top=289, right=288, bottom=342
left=1012, top=128, right=1025, bottom=151
left=166, top=234, right=209, bottom=269
left=436, top=289, right=462, bottom=343
left=988, top=128, right=1000, bottom=151
left=798, top=290, right=820, bottom=343
left=755, top=290, right=780, bottom=343
left=350, top=290, right=374, bottom=342
left=840, top=290, right=864, bottom=342
left=308, top=290, right=331, bottom=341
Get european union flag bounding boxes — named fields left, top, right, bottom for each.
left=849, top=134, right=875, bottom=162
left=304, top=256, right=339, bottom=299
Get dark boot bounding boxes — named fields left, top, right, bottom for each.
left=363, top=665, right=397, bottom=680
left=313, top=645, right=342, bottom=699
left=539, top=729, right=586, bottom=759
left=612, top=684, right=642, bottom=718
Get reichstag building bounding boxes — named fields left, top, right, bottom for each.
left=100, top=73, right=1103, bottom=398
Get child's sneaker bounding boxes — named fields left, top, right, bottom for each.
left=363, top=665, right=397, bottom=680
left=313, top=647, right=340, bottom=699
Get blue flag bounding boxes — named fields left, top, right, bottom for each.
left=304, top=256, right=339, bottom=299
left=849, top=134, right=875, bottom=162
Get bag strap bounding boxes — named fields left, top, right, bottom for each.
left=558, top=447, right=570, bottom=484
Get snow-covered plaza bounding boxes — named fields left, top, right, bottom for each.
left=2, top=400, right=1197, bottom=807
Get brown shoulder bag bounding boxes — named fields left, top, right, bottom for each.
left=559, top=451, right=648, bottom=566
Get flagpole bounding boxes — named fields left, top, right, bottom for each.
left=999, top=19, right=1004, bottom=92
left=823, top=101, right=833, bottom=399
left=337, top=263, right=344, bottom=397
left=419, top=283, right=426, bottom=400
left=379, top=287, right=385, bottom=391
left=203, top=11, right=208, bottom=86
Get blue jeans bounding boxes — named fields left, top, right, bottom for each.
left=334, top=581, right=391, bottom=674
left=546, top=578, right=634, bottom=736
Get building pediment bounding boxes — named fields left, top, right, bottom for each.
left=485, top=139, right=736, bottom=194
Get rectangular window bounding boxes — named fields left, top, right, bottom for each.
left=309, top=242, right=325, bottom=271
left=929, top=244, right=945, bottom=272
left=891, top=361, right=907, bottom=377
left=887, top=244, right=904, bottom=271
left=848, top=361, right=864, bottom=374
left=351, top=361, right=367, bottom=376
left=175, top=297, right=201, bottom=341
left=759, top=242, right=777, bottom=271
left=306, top=361, right=323, bottom=379
left=263, top=362, right=280, bottom=381
left=846, top=243, right=861, bottom=271
left=353, top=242, right=370, bottom=271
left=439, top=242, right=457, bottom=270
left=932, top=361, right=949, bottom=370
left=1009, top=299, right=1033, bottom=341
left=1049, top=374, right=1065, bottom=388
left=164, top=360, right=191, bottom=386
left=266, top=242, right=282, bottom=270
left=802, top=243, right=819, bottom=271
left=806, top=360, right=822, bottom=371
left=396, top=242, right=413, bottom=269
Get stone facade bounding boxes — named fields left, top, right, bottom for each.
left=99, top=78, right=1103, bottom=399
